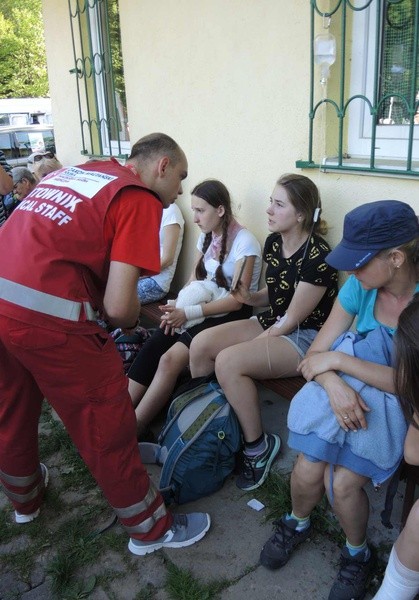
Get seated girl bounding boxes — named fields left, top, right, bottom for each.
left=373, top=293, right=419, bottom=600
left=259, top=200, right=419, bottom=600
left=189, top=173, right=338, bottom=491
left=137, top=203, right=184, bottom=304
left=128, top=179, right=262, bottom=439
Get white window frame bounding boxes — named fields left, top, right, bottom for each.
left=348, top=1, right=419, bottom=161
left=88, top=4, right=130, bottom=157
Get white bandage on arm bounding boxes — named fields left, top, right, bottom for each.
left=273, top=312, right=288, bottom=329
left=183, top=304, right=204, bottom=322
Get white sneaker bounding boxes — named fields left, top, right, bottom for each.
left=128, top=512, right=211, bottom=556
left=15, top=463, right=49, bottom=524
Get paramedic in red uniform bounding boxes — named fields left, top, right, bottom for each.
left=0, top=132, right=210, bottom=556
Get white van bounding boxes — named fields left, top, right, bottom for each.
left=0, top=125, right=56, bottom=168
left=0, top=98, right=52, bottom=127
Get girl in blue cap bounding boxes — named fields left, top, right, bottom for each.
left=373, top=293, right=419, bottom=599
left=259, top=200, right=419, bottom=600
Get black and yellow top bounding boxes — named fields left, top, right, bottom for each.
left=257, top=232, right=338, bottom=330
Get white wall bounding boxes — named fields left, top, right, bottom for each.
left=43, top=0, right=419, bottom=287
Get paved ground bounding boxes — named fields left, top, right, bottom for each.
left=0, top=385, right=409, bottom=600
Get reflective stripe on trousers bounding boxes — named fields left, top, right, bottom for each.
left=0, top=465, right=45, bottom=505
left=0, top=312, right=172, bottom=540
left=112, top=480, right=169, bottom=535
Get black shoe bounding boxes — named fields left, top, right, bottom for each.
left=260, top=515, right=312, bottom=569
left=236, top=433, right=281, bottom=491
left=328, top=546, right=373, bottom=600
left=137, top=426, right=157, bottom=443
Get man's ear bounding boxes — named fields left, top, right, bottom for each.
left=157, top=156, right=170, bottom=177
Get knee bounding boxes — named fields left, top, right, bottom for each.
left=215, top=348, right=236, bottom=383
left=293, top=454, right=325, bottom=488
left=158, top=348, right=184, bottom=375
left=331, top=470, right=362, bottom=501
left=190, top=335, right=205, bottom=365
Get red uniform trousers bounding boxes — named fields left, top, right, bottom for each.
left=0, top=312, right=172, bottom=540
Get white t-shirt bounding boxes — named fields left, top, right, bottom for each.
left=197, top=228, right=262, bottom=291
left=152, top=203, right=184, bottom=292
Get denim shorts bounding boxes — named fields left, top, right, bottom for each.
left=280, top=327, right=318, bottom=358
left=137, top=278, right=166, bottom=304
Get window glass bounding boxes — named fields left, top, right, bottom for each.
left=69, top=0, right=129, bottom=157
left=15, top=132, right=38, bottom=155
left=378, top=0, right=418, bottom=127
left=297, top=0, right=419, bottom=177
left=0, top=133, right=13, bottom=160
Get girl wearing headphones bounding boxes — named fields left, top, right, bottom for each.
left=189, top=173, right=338, bottom=491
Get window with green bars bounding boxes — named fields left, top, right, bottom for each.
left=297, top=0, right=419, bottom=177
left=68, top=0, right=129, bottom=159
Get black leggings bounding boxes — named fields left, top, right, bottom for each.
left=127, top=305, right=252, bottom=387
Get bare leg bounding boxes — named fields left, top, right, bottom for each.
left=135, top=341, right=190, bottom=433
left=396, top=499, right=419, bottom=571
left=291, top=454, right=327, bottom=517
left=325, top=465, right=369, bottom=545
left=215, top=335, right=302, bottom=442
left=190, top=319, right=262, bottom=377
left=372, top=500, right=419, bottom=599
left=128, top=379, right=148, bottom=408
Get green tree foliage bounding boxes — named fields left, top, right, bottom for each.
left=0, top=0, right=49, bottom=98
left=108, top=0, right=126, bottom=108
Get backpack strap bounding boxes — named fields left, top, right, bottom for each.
left=159, top=402, right=225, bottom=490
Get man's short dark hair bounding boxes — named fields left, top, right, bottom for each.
left=129, top=133, right=183, bottom=164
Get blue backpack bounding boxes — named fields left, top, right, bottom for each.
left=138, top=377, right=242, bottom=504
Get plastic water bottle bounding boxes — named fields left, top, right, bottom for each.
left=314, top=33, right=336, bottom=84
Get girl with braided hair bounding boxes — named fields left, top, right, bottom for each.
left=189, top=173, right=338, bottom=491
left=128, top=179, right=262, bottom=439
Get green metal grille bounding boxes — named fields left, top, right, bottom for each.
left=68, top=0, right=129, bottom=159
left=297, top=0, right=419, bottom=177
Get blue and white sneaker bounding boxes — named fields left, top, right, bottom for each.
left=236, top=433, right=281, bottom=491
left=15, top=463, right=49, bottom=524
left=128, top=512, right=211, bottom=556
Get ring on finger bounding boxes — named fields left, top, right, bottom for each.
left=343, top=415, right=350, bottom=421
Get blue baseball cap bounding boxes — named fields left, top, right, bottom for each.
left=326, top=200, right=419, bottom=271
